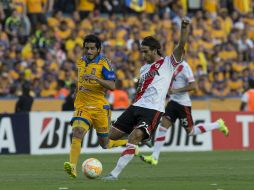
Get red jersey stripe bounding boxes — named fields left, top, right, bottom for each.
left=184, top=106, right=193, bottom=129
left=170, top=55, right=182, bottom=67
left=134, top=58, right=164, bottom=103
left=169, top=64, right=184, bottom=88
left=147, top=111, right=161, bottom=132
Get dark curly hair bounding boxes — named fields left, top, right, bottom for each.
left=141, top=36, right=162, bottom=56
left=83, top=34, right=101, bottom=50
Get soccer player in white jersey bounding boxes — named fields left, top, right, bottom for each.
left=140, top=52, right=229, bottom=166
left=102, top=17, right=192, bottom=180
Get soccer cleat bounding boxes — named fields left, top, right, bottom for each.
left=64, top=162, right=77, bottom=178
left=101, top=174, right=118, bottom=181
left=140, top=155, right=158, bottom=166
left=217, top=118, right=229, bottom=136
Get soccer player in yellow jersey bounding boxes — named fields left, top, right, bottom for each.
left=64, top=34, right=127, bottom=178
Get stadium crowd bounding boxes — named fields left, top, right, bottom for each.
left=0, top=0, right=254, bottom=101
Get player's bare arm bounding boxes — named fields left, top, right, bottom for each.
left=84, top=74, right=115, bottom=90
left=173, top=17, right=191, bottom=62
left=168, top=81, right=196, bottom=94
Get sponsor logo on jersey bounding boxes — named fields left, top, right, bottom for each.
left=139, top=70, right=160, bottom=84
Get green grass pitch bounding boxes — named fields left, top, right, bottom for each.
left=0, top=151, right=253, bottom=190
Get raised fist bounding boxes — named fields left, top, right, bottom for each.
left=182, top=17, right=191, bottom=27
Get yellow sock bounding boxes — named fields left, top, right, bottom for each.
left=108, top=139, right=127, bottom=149
left=70, top=137, right=82, bottom=165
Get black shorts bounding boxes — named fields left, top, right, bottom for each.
left=113, top=105, right=163, bottom=140
left=164, top=100, right=194, bottom=131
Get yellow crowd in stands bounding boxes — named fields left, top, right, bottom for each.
left=0, top=0, right=254, bottom=99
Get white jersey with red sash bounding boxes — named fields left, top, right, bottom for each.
left=133, top=55, right=178, bottom=112
left=169, top=60, right=195, bottom=106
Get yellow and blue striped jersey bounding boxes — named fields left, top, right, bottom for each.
left=75, top=54, right=116, bottom=109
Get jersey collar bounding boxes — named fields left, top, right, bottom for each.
left=147, top=57, right=164, bottom=66
left=82, top=54, right=102, bottom=64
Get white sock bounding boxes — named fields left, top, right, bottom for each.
left=152, top=125, right=167, bottom=160
left=110, top=143, right=137, bottom=178
left=190, top=121, right=220, bottom=135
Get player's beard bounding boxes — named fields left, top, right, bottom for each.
left=86, top=52, right=99, bottom=61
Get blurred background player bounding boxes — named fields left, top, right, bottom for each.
left=26, top=0, right=47, bottom=29
left=102, top=17, right=191, bottom=181
left=75, top=0, right=99, bottom=19
left=108, top=79, right=130, bottom=110
left=64, top=34, right=127, bottom=178
left=140, top=53, right=229, bottom=166
left=62, top=83, right=76, bottom=111
left=240, top=79, right=254, bottom=111
left=54, top=79, right=69, bottom=99
left=15, top=82, right=34, bottom=112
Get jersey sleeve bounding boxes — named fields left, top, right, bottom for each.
left=102, top=58, right=116, bottom=80
left=76, top=58, right=83, bottom=79
left=169, top=54, right=183, bottom=67
left=184, top=63, right=195, bottom=82
left=164, top=56, right=175, bottom=74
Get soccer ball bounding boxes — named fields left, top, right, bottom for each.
left=82, top=158, right=103, bottom=179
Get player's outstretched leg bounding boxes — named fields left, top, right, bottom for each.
left=101, top=143, right=138, bottom=180
left=190, top=118, right=229, bottom=136
left=140, top=124, right=168, bottom=166
left=64, top=162, right=77, bottom=178
left=64, top=136, right=81, bottom=178
left=217, top=118, right=229, bottom=136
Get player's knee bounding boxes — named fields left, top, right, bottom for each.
left=128, top=129, right=144, bottom=144
left=72, top=127, right=85, bottom=139
left=134, top=129, right=144, bottom=138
